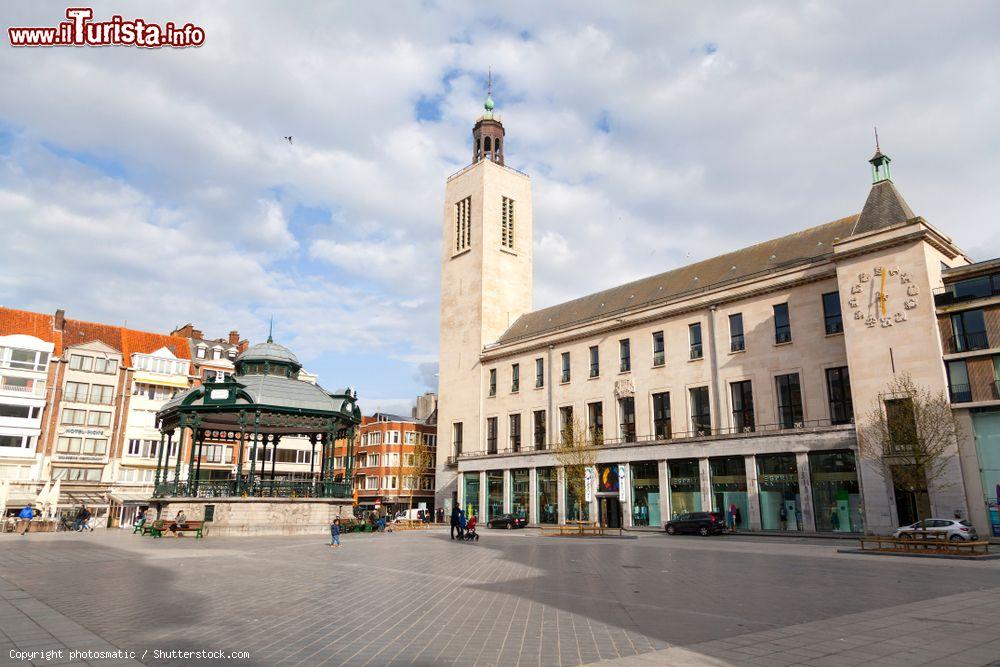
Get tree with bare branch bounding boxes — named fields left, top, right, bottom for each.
left=857, top=373, right=962, bottom=522
left=552, top=417, right=599, bottom=532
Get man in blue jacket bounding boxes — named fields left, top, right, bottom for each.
left=18, top=503, right=35, bottom=535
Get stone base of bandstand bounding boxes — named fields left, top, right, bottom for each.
left=152, top=497, right=354, bottom=537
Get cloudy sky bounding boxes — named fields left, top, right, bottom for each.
left=2, top=2, right=998, bottom=415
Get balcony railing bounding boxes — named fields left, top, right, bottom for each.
left=948, top=332, right=990, bottom=353
left=949, top=384, right=973, bottom=404
left=454, top=417, right=852, bottom=461
left=0, top=382, right=45, bottom=396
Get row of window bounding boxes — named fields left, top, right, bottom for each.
left=57, top=436, right=108, bottom=455
left=52, top=467, right=102, bottom=482
left=131, top=382, right=181, bottom=401
left=356, top=474, right=434, bottom=491
left=0, top=347, right=49, bottom=372
left=0, top=434, right=34, bottom=449
left=127, top=439, right=178, bottom=458
left=454, top=195, right=518, bottom=254
left=355, top=452, right=423, bottom=468
left=133, top=354, right=190, bottom=376
left=487, top=295, right=844, bottom=396
left=359, top=430, right=437, bottom=446
left=61, top=408, right=111, bottom=427
left=118, top=467, right=155, bottom=483
left=64, top=381, right=115, bottom=404
left=195, top=345, right=237, bottom=360
left=469, top=367, right=853, bottom=455
left=69, top=353, right=118, bottom=374
left=0, top=404, right=42, bottom=420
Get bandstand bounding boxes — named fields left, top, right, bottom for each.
left=151, top=338, right=361, bottom=535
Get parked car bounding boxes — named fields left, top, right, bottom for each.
left=487, top=513, right=527, bottom=529
left=664, top=511, right=726, bottom=536
left=893, top=518, right=978, bottom=541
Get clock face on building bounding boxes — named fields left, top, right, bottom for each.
left=848, top=266, right=919, bottom=329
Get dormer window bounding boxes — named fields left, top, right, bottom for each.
left=196, top=346, right=206, bottom=359
left=227, top=349, right=237, bottom=359
left=212, top=348, right=222, bottom=360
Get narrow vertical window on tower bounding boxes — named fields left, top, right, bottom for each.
left=501, top=196, right=515, bottom=250
left=454, top=196, right=472, bottom=253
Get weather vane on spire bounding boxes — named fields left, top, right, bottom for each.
left=874, top=125, right=880, bottom=152
left=484, top=67, right=495, bottom=114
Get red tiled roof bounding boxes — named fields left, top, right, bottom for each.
left=63, top=319, right=122, bottom=354
left=121, top=329, right=191, bottom=361
left=0, top=307, right=61, bottom=353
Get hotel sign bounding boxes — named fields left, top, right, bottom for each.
left=63, top=428, right=106, bottom=436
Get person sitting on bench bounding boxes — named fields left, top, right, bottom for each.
left=169, top=510, right=188, bottom=535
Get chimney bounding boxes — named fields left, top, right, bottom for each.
left=229, top=330, right=240, bottom=345
left=171, top=323, right=194, bottom=338
left=54, top=309, right=66, bottom=331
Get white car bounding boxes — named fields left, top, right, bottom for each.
left=893, top=518, right=978, bottom=542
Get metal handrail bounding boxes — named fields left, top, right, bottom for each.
left=948, top=332, right=990, bottom=353
left=454, top=417, right=853, bottom=460
left=949, top=384, right=972, bottom=404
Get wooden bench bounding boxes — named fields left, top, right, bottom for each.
left=859, top=536, right=989, bottom=556
left=141, top=520, right=165, bottom=536
left=150, top=520, right=205, bottom=538
left=542, top=524, right=607, bottom=537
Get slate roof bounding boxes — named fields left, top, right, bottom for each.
left=161, top=374, right=342, bottom=413
left=496, top=214, right=860, bottom=345
left=852, top=180, right=915, bottom=235
left=237, top=341, right=300, bottom=366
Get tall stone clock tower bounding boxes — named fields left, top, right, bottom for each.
left=435, top=84, right=533, bottom=511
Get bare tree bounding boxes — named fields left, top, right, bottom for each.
left=857, top=373, right=962, bottom=522
left=552, top=418, right=599, bottom=532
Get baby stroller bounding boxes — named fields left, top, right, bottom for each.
left=462, top=516, right=479, bottom=541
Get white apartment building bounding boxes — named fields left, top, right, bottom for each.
left=0, top=334, right=53, bottom=484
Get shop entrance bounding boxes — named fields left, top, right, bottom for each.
left=597, top=497, right=622, bottom=529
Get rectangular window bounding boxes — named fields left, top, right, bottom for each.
left=488, top=368, right=497, bottom=397
left=775, top=373, right=804, bottom=428
left=82, top=438, right=106, bottom=455
left=533, top=410, right=546, bottom=450
left=57, top=437, right=82, bottom=453
left=652, top=331, right=665, bottom=367
left=3, top=348, right=48, bottom=371
left=730, top=380, right=755, bottom=432
left=886, top=398, right=918, bottom=452
left=559, top=406, right=574, bottom=442
left=61, top=408, right=86, bottom=425
left=561, top=352, right=571, bottom=383
left=452, top=423, right=463, bottom=457
left=822, top=292, right=843, bottom=335
left=64, top=381, right=89, bottom=403
left=454, top=196, right=472, bottom=252
left=509, top=413, right=521, bottom=452
left=946, top=360, right=972, bottom=403
left=69, top=354, right=93, bottom=372
left=619, top=396, right=636, bottom=442
left=94, top=357, right=117, bottom=374
left=690, top=387, right=711, bottom=435
left=501, top=196, right=515, bottom=250
left=90, top=384, right=114, bottom=405
left=487, top=417, right=498, bottom=454
left=0, top=404, right=37, bottom=419
left=729, top=313, right=745, bottom=352
left=511, top=363, right=519, bottom=392
left=825, top=367, right=853, bottom=424
left=589, top=346, right=600, bottom=377
left=588, top=401, right=603, bottom=444
left=0, top=434, right=31, bottom=449
left=950, top=309, right=988, bottom=352
left=774, top=303, right=791, bottom=344
left=619, top=339, right=631, bottom=372
left=652, top=392, right=671, bottom=439
left=127, top=439, right=141, bottom=456
left=689, top=323, right=703, bottom=360
left=535, top=358, right=544, bottom=388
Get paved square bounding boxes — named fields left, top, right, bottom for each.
left=1, top=529, right=1000, bottom=666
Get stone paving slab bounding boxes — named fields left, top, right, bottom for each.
left=1, top=529, right=1000, bottom=665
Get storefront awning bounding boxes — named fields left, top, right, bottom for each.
left=133, top=372, right=190, bottom=388
left=109, top=492, right=154, bottom=505
left=63, top=491, right=109, bottom=507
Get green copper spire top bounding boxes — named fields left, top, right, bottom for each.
left=869, top=126, right=891, bottom=184
left=484, top=67, right=495, bottom=114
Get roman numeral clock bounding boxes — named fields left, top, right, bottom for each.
left=848, top=266, right=920, bottom=328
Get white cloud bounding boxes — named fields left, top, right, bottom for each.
left=1, top=1, right=998, bottom=401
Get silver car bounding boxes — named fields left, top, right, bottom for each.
left=893, top=518, right=979, bottom=541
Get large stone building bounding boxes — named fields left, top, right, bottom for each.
left=434, top=93, right=989, bottom=535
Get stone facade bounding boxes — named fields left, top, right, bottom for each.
left=434, top=101, right=978, bottom=535
left=153, top=497, right=353, bottom=537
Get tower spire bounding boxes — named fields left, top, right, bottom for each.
left=484, top=67, right=495, bottom=116
left=868, top=127, right=891, bottom=184
left=267, top=315, right=274, bottom=344
left=472, top=68, right=504, bottom=165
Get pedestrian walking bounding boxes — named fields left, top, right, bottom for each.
left=458, top=508, right=467, bottom=540
left=330, top=518, right=342, bottom=548
left=450, top=504, right=460, bottom=540
left=778, top=504, right=788, bottom=530
left=18, top=503, right=34, bottom=535
left=728, top=503, right=738, bottom=531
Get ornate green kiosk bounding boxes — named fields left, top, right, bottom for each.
left=151, top=338, right=361, bottom=536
